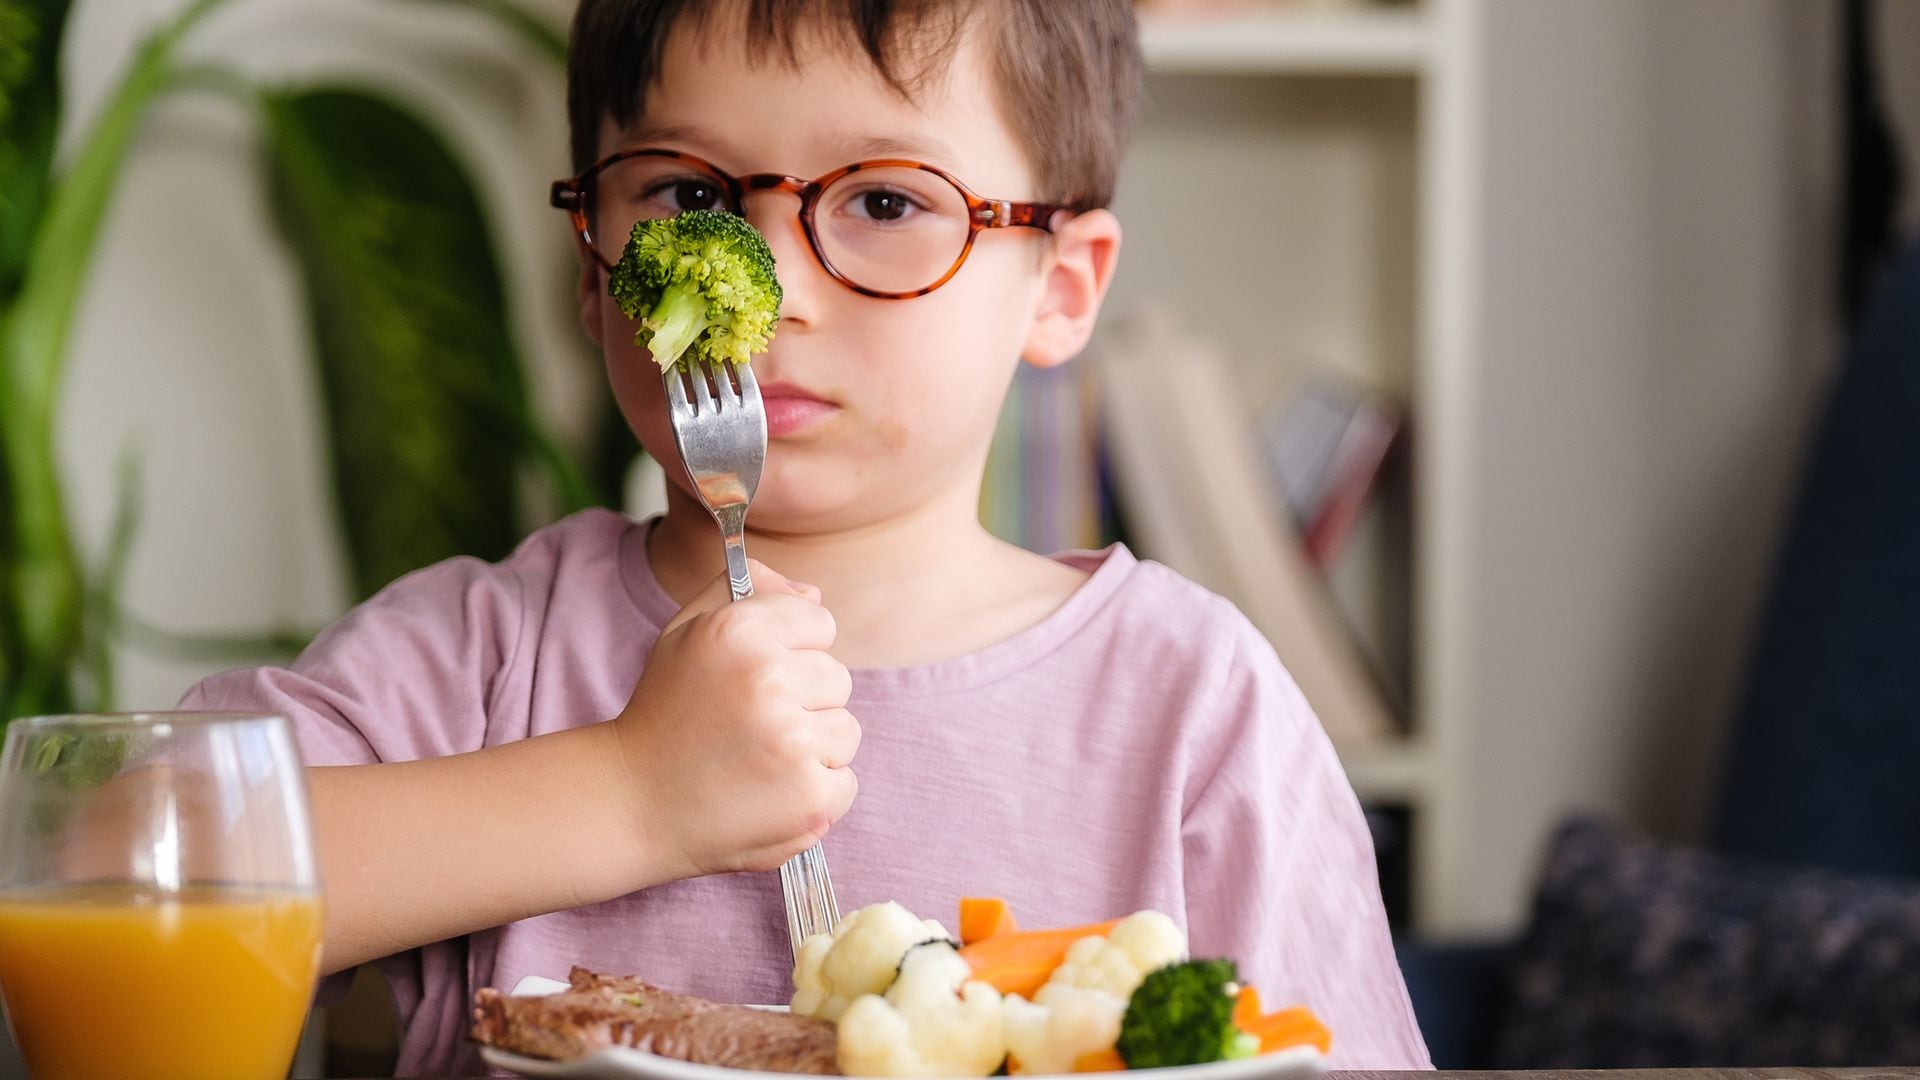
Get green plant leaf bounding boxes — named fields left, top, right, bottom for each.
left=21, top=728, right=136, bottom=837
left=261, top=87, right=540, bottom=599
left=0, top=0, right=69, bottom=304
left=24, top=729, right=131, bottom=789
left=2, top=0, right=232, bottom=723
left=0, top=0, right=72, bottom=724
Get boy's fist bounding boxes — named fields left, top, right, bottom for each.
left=612, top=559, right=859, bottom=880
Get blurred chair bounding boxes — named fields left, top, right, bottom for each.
left=1399, top=233, right=1920, bottom=1068
left=1712, top=233, right=1920, bottom=878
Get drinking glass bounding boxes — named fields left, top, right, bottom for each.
left=0, top=713, right=323, bottom=1080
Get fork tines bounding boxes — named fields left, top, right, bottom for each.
left=665, top=359, right=755, bottom=416
left=780, top=847, right=841, bottom=954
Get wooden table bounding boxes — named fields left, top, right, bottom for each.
left=1336, top=1072, right=1920, bottom=1080
left=401, top=1060, right=1920, bottom=1068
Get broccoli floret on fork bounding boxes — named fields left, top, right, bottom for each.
left=607, top=209, right=783, bottom=371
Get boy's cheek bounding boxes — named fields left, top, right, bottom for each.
left=603, top=334, right=685, bottom=473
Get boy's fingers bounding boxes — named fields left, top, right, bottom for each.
left=751, top=594, right=838, bottom=652
left=663, top=558, right=817, bottom=634
left=810, top=707, right=862, bottom=770
left=793, top=651, right=854, bottom=711
left=823, top=766, right=858, bottom=826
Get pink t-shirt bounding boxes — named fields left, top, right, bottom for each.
left=180, top=509, right=1429, bottom=1076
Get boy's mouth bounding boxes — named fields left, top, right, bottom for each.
left=757, top=380, right=838, bottom=438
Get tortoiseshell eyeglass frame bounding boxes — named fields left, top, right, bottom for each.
left=550, top=147, right=1076, bottom=300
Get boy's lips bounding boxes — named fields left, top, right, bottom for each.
left=756, top=379, right=837, bottom=437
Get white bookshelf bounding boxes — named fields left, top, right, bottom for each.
left=1139, top=7, right=1429, bottom=75
left=1112, top=0, right=1838, bottom=938
left=1338, top=737, right=1430, bottom=802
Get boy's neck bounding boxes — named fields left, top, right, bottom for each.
left=647, top=482, right=994, bottom=604
left=644, top=484, right=1088, bottom=666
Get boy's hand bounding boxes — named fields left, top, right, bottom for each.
left=611, top=559, right=859, bottom=880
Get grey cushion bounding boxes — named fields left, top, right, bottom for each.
left=1492, top=816, right=1920, bottom=1067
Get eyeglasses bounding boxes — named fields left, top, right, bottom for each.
left=551, top=147, right=1074, bottom=299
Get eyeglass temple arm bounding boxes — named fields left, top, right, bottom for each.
left=978, top=200, right=1072, bottom=231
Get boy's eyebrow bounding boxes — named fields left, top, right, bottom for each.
left=613, top=122, right=955, bottom=171
left=618, top=122, right=738, bottom=160
left=825, top=130, right=956, bottom=165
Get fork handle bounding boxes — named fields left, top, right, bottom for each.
left=715, top=509, right=834, bottom=956
left=719, top=508, right=753, bottom=603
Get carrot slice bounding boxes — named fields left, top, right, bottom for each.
left=1243, top=1005, right=1332, bottom=1055
left=960, top=897, right=1020, bottom=945
left=1233, top=986, right=1263, bottom=1030
left=957, top=919, right=1123, bottom=998
left=1072, top=1049, right=1128, bottom=1072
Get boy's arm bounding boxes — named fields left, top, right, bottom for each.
left=180, top=555, right=547, bottom=974
left=1180, top=615, right=1432, bottom=1070
left=177, top=556, right=658, bottom=973
left=305, top=724, right=660, bottom=973
left=181, top=553, right=855, bottom=976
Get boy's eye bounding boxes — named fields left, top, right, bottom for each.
left=664, top=179, right=725, bottom=211
left=834, top=184, right=930, bottom=225
left=859, top=190, right=913, bottom=221
left=636, top=176, right=727, bottom=213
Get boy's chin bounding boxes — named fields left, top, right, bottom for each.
left=745, top=444, right=988, bottom=535
left=741, top=491, right=875, bottom=535
left=743, top=477, right=936, bottom=537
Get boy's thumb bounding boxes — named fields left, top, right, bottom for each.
left=665, top=558, right=819, bottom=631
left=746, top=559, right=820, bottom=602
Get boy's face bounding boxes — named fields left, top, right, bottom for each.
left=577, top=15, right=1120, bottom=535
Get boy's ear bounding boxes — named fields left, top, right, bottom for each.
left=577, top=246, right=606, bottom=348
left=1021, top=208, right=1122, bottom=370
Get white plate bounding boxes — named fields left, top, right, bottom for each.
left=478, top=976, right=1330, bottom=1080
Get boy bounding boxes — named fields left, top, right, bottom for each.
left=182, top=0, right=1431, bottom=1074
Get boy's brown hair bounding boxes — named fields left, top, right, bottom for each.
left=565, top=0, right=1143, bottom=211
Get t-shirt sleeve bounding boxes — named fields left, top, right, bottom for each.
left=1180, top=609, right=1432, bottom=1070
left=175, top=556, right=524, bottom=1006
left=176, top=554, right=526, bottom=769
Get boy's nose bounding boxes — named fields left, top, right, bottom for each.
left=739, top=195, right=822, bottom=329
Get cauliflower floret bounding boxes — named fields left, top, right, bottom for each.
left=1003, top=912, right=1188, bottom=1074
left=1003, top=983, right=1128, bottom=1076
left=792, top=901, right=951, bottom=1021
left=836, top=942, right=1007, bottom=1077
left=1048, top=911, right=1187, bottom=1000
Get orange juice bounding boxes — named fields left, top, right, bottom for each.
left=0, top=884, right=322, bottom=1080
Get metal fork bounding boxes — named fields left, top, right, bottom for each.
left=662, top=359, right=842, bottom=959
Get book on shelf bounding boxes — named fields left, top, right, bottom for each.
left=1258, top=376, right=1404, bottom=570
left=1087, top=308, right=1400, bottom=746
left=973, top=310, right=1402, bottom=746
left=979, top=362, right=1108, bottom=555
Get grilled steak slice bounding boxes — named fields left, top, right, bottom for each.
left=471, top=970, right=840, bottom=1075
left=565, top=966, right=661, bottom=996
